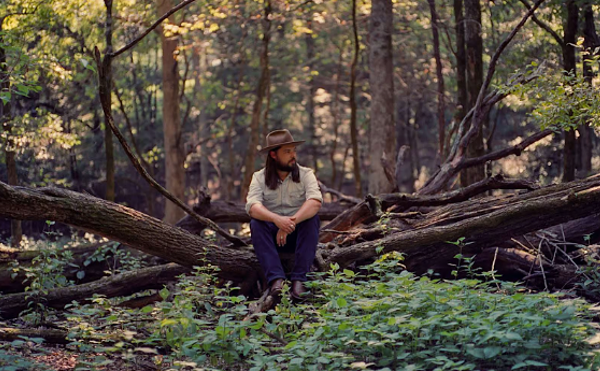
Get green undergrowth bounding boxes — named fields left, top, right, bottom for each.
left=62, top=252, right=600, bottom=371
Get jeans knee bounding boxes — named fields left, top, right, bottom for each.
left=250, top=218, right=267, bottom=231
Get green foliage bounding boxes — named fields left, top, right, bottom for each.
left=62, top=253, right=600, bottom=371
left=506, top=62, right=600, bottom=132
left=82, top=242, right=144, bottom=276
left=10, top=238, right=77, bottom=325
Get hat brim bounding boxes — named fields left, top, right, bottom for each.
left=259, top=140, right=306, bottom=154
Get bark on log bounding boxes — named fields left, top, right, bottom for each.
left=0, top=263, right=189, bottom=319
left=0, top=327, right=69, bottom=345
left=322, top=175, right=600, bottom=274
left=0, top=182, right=260, bottom=283
left=320, top=175, right=538, bottom=242
left=0, top=243, right=161, bottom=294
left=2, top=176, right=600, bottom=307
left=177, top=199, right=351, bottom=236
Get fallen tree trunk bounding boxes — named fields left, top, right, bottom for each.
left=0, top=327, right=70, bottom=345
left=1, top=176, right=600, bottom=306
left=177, top=199, right=351, bottom=236
left=0, top=243, right=161, bottom=294
left=322, top=175, right=600, bottom=273
left=0, top=263, right=189, bottom=319
left=0, top=182, right=261, bottom=283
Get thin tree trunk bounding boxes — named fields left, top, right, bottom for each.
left=306, top=24, right=318, bottom=172
left=192, top=45, right=211, bottom=189
left=330, top=46, right=344, bottom=187
left=349, top=0, right=362, bottom=198
left=227, top=47, right=246, bottom=201
left=241, top=0, right=271, bottom=201
left=159, top=0, right=185, bottom=224
left=453, top=0, right=468, bottom=159
left=461, top=0, right=485, bottom=187
left=103, top=0, right=115, bottom=202
left=579, top=2, right=597, bottom=178
left=0, top=26, right=21, bottom=247
left=428, top=0, right=446, bottom=158
left=368, top=0, right=395, bottom=195
left=395, top=94, right=414, bottom=193
left=562, top=0, right=578, bottom=182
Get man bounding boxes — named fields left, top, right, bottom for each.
left=246, top=129, right=323, bottom=300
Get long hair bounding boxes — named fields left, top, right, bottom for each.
left=265, top=148, right=300, bottom=190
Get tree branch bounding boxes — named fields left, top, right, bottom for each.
left=461, top=128, right=554, bottom=169
left=518, top=0, right=564, bottom=47
left=457, top=0, right=546, bottom=158
left=110, top=0, right=198, bottom=58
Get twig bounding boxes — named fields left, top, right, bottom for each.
left=537, top=239, right=549, bottom=291
left=491, top=247, right=500, bottom=289
left=321, top=229, right=354, bottom=235
left=260, top=328, right=289, bottom=346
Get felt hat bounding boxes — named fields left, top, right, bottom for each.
left=259, top=129, right=305, bottom=153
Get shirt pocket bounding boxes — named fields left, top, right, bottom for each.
left=263, top=188, right=279, bottom=202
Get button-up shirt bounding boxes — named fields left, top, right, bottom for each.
left=245, top=164, right=323, bottom=216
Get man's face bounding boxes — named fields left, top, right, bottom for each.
left=271, top=144, right=297, bottom=172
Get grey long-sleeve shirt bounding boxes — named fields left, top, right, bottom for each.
left=245, top=164, right=323, bottom=217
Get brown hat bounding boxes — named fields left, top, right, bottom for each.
left=259, top=129, right=305, bottom=153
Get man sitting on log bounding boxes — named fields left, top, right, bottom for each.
left=246, top=129, right=323, bottom=301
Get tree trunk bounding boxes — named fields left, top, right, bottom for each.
left=159, top=0, right=185, bottom=224
left=368, top=0, right=396, bottom=195
left=103, top=0, right=115, bottom=202
left=0, top=263, right=189, bottom=319
left=0, top=22, right=22, bottom=247
left=0, top=182, right=260, bottom=283
left=0, top=243, right=162, bottom=294
left=562, top=0, right=578, bottom=182
left=2, top=176, right=600, bottom=301
left=227, top=48, right=245, bottom=201
left=579, top=2, right=597, bottom=178
left=330, top=46, right=344, bottom=187
left=175, top=197, right=351, bottom=236
left=349, top=0, right=362, bottom=198
left=323, top=176, right=600, bottom=273
left=461, top=0, right=485, bottom=187
left=453, top=0, right=468, bottom=148
left=428, top=0, right=446, bottom=157
left=240, top=0, right=271, bottom=202
left=192, top=45, right=211, bottom=189
left=306, top=24, right=319, bottom=173
left=395, top=93, right=414, bottom=193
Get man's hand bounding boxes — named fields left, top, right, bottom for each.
left=274, top=215, right=296, bottom=234
left=276, top=229, right=289, bottom=246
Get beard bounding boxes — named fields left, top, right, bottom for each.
left=275, top=158, right=297, bottom=172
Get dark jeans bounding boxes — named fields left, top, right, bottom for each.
left=250, top=215, right=320, bottom=284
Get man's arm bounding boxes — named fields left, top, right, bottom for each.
left=292, top=198, right=322, bottom=224
left=249, top=203, right=296, bottom=234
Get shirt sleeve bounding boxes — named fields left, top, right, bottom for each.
left=303, top=169, right=323, bottom=203
left=245, top=172, right=264, bottom=215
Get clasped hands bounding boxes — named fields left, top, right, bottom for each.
left=274, top=215, right=297, bottom=247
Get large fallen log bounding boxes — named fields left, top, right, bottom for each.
left=0, top=243, right=161, bottom=294
left=0, top=182, right=261, bottom=284
left=322, top=175, right=600, bottom=274
left=1, top=176, right=600, bottom=302
left=177, top=198, right=351, bottom=236
left=0, top=263, right=189, bottom=319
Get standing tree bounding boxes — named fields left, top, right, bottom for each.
left=461, top=0, right=485, bottom=186
left=158, top=0, right=185, bottom=224
left=241, top=0, right=272, bottom=201
left=368, top=0, right=395, bottom=195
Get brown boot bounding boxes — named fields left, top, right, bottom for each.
left=269, top=278, right=284, bottom=298
left=291, top=280, right=308, bottom=302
